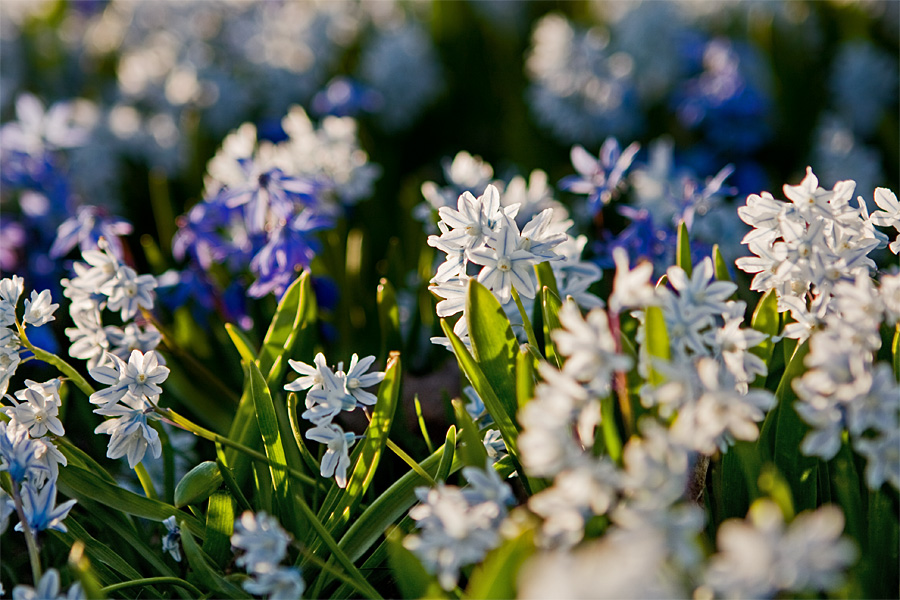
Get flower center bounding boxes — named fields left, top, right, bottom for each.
left=497, top=257, right=512, bottom=272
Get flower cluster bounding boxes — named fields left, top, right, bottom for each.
left=404, top=463, right=514, bottom=591
left=171, top=106, right=379, bottom=305
left=231, top=511, right=304, bottom=599
left=284, top=352, right=384, bottom=487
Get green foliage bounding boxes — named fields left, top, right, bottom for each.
left=467, top=279, right=519, bottom=420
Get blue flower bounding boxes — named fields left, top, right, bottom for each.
left=0, top=421, right=48, bottom=484
left=50, top=205, right=133, bottom=260
left=559, top=138, right=640, bottom=215
left=15, top=480, right=77, bottom=536
left=312, top=76, right=382, bottom=118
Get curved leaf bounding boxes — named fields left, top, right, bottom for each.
left=467, top=279, right=518, bottom=420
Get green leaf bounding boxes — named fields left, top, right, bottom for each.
left=181, top=521, right=250, bottom=598
left=224, top=323, right=258, bottom=364
left=750, top=289, right=780, bottom=372
left=440, top=318, right=522, bottom=470
left=54, top=518, right=146, bottom=588
left=203, top=491, right=236, bottom=568
left=337, top=447, right=455, bottom=563
left=259, top=271, right=316, bottom=382
left=57, top=465, right=204, bottom=536
left=174, top=461, right=222, bottom=508
left=322, top=352, right=402, bottom=538
left=466, top=279, right=519, bottom=420
left=599, top=394, right=622, bottom=464
left=386, top=528, right=444, bottom=599
left=643, top=306, right=670, bottom=386
left=286, top=391, right=321, bottom=476
left=676, top=221, right=692, bottom=277
left=68, top=541, right=107, bottom=600
left=769, top=340, right=818, bottom=511
left=247, top=360, right=301, bottom=538
left=892, top=324, right=899, bottom=381
left=453, top=397, right=489, bottom=468
left=466, top=528, right=535, bottom=599
left=534, top=261, right=561, bottom=299
left=436, top=426, right=457, bottom=483
left=757, top=464, right=795, bottom=520
left=541, top=286, right=563, bottom=369
left=830, top=442, right=864, bottom=547
left=516, top=344, right=535, bottom=411
left=378, top=278, right=402, bottom=361
left=712, top=244, right=731, bottom=282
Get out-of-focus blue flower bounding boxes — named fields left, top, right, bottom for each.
left=50, top=205, right=133, bottom=259
left=828, top=40, right=898, bottom=137
left=357, top=22, right=443, bottom=132
left=0, top=221, right=25, bottom=272
left=526, top=14, right=643, bottom=145
left=559, top=138, right=640, bottom=215
left=811, top=114, right=884, bottom=209
left=313, top=76, right=382, bottom=118
left=172, top=202, right=242, bottom=272
left=311, top=275, right=340, bottom=312
left=156, top=267, right=218, bottom=325
left=216, top=165, right=318, bottom=235
left=247, top=210, right=334, bottom=298
left=672, top=37, right=772, bottom=154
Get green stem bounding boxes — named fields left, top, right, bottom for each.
left=100, top=576, right=203, bottom=597
left=12, top=481, right=43, bottom=585
left=510, top=287, right=540, bottom=354
left=157, top=407, right=322, bottom=489
left=291, top=491, right=383, bottom=600
left=134, top=462, right=159, bottom=500
left=16, top=323, right=95, bottom=398
left=386, top=439, right=436, bottom=486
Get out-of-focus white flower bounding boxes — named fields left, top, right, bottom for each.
left=609, top=247, right=657, bottom=313
left=855, top=428, right=900, bottom=491
left=0, top=276, right=24, bottom=327
left=231, top=511, right=291, bottom=575
left=704, top=500, right=857, bottom=598
left=11, top=568, right=84, bottom=600
left=553, top=302, right=632, bottom=396
left=243, top=566, right=305, bottom=599
left=870, top=187, right=900, bottom=254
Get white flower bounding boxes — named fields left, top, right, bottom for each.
left=89, top=350, right=169, bottom=406
left=5, top=379, right=65, bottom=437
left=704, top=500, right=857, bottom=598
left=869, top=187, right=900, bottom=253
left=94, top=407, right=162, bottom=468
left=101, top=265, right=157, bottom=321
left=22, top=290, right=58, bottom=327
left=436, top=185, right=504, bottom=251
left=231, top=511, right=291, bottom=575
left=609, top=247, right=656, bottom=313
left=305, top=422, right=355, bottom=488
left=0, top=337, right=22, bottom=397
left=0, top=276, right=24, bottom=327
left=340, top=354, right=384, bottom=406
left=553, top=302, right=632, bottom=395
left=468, top=214, right=540, bottom=303
left=65, top=308, right=110, bottom=370
left=284, top=353, right=339, bottom=394
left=429, top=277, right=469, bottom=318
left=855, top=428, right=900, bottom=491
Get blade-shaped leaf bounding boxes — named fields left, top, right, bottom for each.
left=465, top=528, right=535, bottom=599
left=453, top=397, right=489, bottom=468
left=378, top=278, right=402, bottom=362
left=467, top=279, right=519, bottom=420
left=247, top=360, right=301, bottom=538
left=436, top=426, right=456, bottom=483
left=541, top=286, right=563, bottom=369
left=750, top=289, right=780, bottom=371
left=712, top=244, right=731, bottom=282
left=203, top=491, right=235, bottom=568
left=643, top=306, right=670, bottom=386
left=676, top=221, right=692, bottom=277
left=516, top=344, right=535, bottom=411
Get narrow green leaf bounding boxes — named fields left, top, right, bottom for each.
left=322, top=352, right=402, bottom=538
left=453, top=397, right=489, bottom=468
left=54, top=518, right=145, bottom=588
left=541, top=286, right=563, bottom=369
left=247, top=360, right=301, bottom=538
left=378, top=277, right=402, bottom=361
left=414, top=394, right=435, bottom=454
left=643, top=306, right=670, bottom=386
left=676, top=221, right=692, bottom=277
left=286, top=391, right=321, bottom=476
left=386, top=528, right=445, bottom=599
left=181, top=522, right=250, bottom=598
left=440, top=318, right=521, bottom=466
left=830, top=442, right=864, bottom=547
left=770, top=340, right=817, bottom=511
left=599, top=394, right=622, bottom=464
left=712, top=244, right=731, bottom=282
left=266, top=271, right=317, bottom=387
left=436, top=426, right=457, bottom=483
left=337, top=447, right=453, bottom=563
left=203, top=491, right=235, bottom=568
left=750, top=289, right=780, bottom=370
left=224, top=323, right=258, bottom=364
left=516, top=344, right=535, bottom=411
left=258, top=272, right=308, bottom=377
left=534, top=261, right=561, bottom=299
left=467, top=279, right=519, bottom=420
left=174, top=461, right=222, bottom=508
left=57, top=465, right=204, bottom=536
left=215, top=455, right=253, bottom=513
left=466, top=528, right=535, bottom=599
left=68, top=541, right=107, bottom=600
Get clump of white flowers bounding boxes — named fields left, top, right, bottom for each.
left=284, top=352, right=384, bottom=487
left=231, top=511, right=304, bottom=599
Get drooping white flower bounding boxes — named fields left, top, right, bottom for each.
left=305, top=422, right=356, bottom=488
left=93, top=405, right=162, bottom=469
left=162, top=515, right=182, bottom=562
